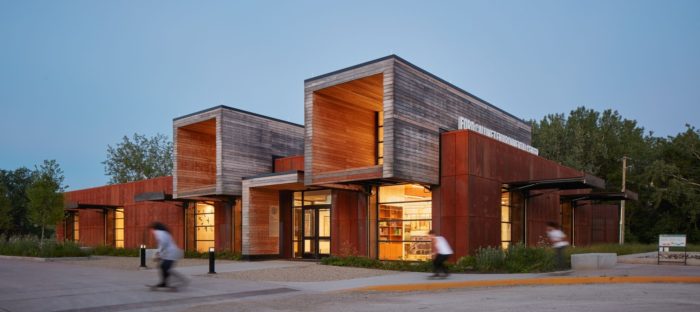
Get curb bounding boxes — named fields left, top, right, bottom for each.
left=352, top=276, right=700, bottom=292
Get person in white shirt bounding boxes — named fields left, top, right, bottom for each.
left=429, top=230, right=453, bottom=278
left=546, top=222, right=570, bottom=270
left=149, top=222, right=186, bottom=288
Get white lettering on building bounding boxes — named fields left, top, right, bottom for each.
left=458, top=117, right=539, bottom=155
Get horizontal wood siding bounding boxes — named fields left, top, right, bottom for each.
left=304, top=59, right=393, bottom=185
left=311, top=93, right=377, bottom=175
left=176, top=122, right=216, bottom=195
left=220, top=108, right=304, bottom=196
left=241, top=187, right=280, bottom=256
left=391, top=60, right=531, bottom=185
left=174, top=109, right=220, bottom=198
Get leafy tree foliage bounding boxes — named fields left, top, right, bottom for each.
left=102, top=133, right=173, bottom=184
left=0, top=167, right=37, bottom=236
left=532, top=107, right=700, bottom=243
left=0, top=183, right=12, bottom=233
left=26, top=160, right=66, bottom=244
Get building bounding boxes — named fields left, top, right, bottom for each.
left=59, top=55, right=636, bottom=260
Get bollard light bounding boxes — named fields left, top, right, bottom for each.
left=139, top=244, right=147, bottom=268
left=208, top=247, right=216, bottom=274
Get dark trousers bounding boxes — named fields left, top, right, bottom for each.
left=433, top=254, right=450, bottom=275
left=159, top=259, right=174, bottom=286
left=554, top=246, right=567, bottom=270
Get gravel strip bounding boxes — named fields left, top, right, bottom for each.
left=207, top=262, right=394, bottom=282
left=59, top=256, right=233, bottom=271
left=56, top=256, right=395, bottom=282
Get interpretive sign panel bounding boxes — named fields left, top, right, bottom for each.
left=659, top=234, right=686, bottom=247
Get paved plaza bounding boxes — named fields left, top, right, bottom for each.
left=0, top=255, right=699, bottom=311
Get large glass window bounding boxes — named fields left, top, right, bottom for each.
left=378, top=184, right=432, bottom=261
left=293, top=190, right=332, bottom=259
left=501, top=190, right=512, bottom=249
left=195, top=202, right=215, bottom=252
left=73, top=212, right=80, bottom=242
left=115, top=208, right=124, bottom=248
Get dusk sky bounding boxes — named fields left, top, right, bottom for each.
left=1, top=0, right=698, bottom=191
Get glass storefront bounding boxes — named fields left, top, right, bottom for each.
left=378, top=184, right=432, bottom=261
left=115, top=208, right=124, bottom=248
left=195, top=202, right=215, bottom=252
left=293, top=190, right=331, bottom=258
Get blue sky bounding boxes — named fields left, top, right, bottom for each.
left=1, top=0, right=698, bottom=190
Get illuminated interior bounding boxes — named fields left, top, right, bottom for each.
left=115, top=208, right=124, bottom=248
left=195, top=202, right=215, bottom=252
left=501, top=191, right=512, bottom=249
left=378, top=184, right=432, bottom=261
left=73, top=212, right=80, bottom=242
left=293, top=190, right=331, bottom=258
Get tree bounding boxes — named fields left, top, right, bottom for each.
left=103, top=133, right=173, bottom=184
left=26, top=160, right=66, bottom=244
left=0, top=167, right=36, bottom=236
left=0, top=182, right=12, bottom=234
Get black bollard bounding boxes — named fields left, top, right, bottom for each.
left=139, top=244, right=147, bottom=268
left=208, top=247, right=216, bottom=274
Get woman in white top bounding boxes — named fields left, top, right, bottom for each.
left=546, top=222, right=570, bottom=270
left=149, top=222, right=186, bottom=288
left=429, top=230, right=453, bottom=278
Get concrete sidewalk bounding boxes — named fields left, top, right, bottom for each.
left=2, top=255, right=700, bottom=311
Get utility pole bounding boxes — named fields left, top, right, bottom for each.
left=619, top=156, right=628, bottom=245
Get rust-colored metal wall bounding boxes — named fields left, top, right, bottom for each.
left=331, top=190, right=368, bottom=256
left=61, top=177, right=185, bottom=249
left=574, top=203, right=619, bottom=246
left=437, top=130, right=595, bottom=258
left=274, top=155, right=304, bottom=172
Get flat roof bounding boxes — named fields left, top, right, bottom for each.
left=173, top=105, right=304, bottom=128
left=304, top=54, right=527, bottom=124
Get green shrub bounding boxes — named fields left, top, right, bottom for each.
left=0, top=235, right=87, bottom=258
left=383, top=259, right=433, bottom=272
left=184, top=249, right=241, bottom=260
left=504, top=244, right=555, bottom=273
left=90, top=245, right=140, bottom=257
left=452, top=255, right=475, bottom=272
left=473, top=246, right=505, bottom=272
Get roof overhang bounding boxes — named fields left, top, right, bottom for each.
left=561, top=190, right=639, bottom=202
left=134, top=191, right=174, bottom=202
left=64, top=202, right=121, bottom=210
left=505, top=173, right=605, bottom=192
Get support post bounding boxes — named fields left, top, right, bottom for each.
left=619, top=156, right=628, bottom=245
left=208, top=247, right=216, bottom=274
left=139, top=244, right=147, bottom=268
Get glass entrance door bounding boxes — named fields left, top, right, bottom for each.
left=293, top=190, right=332, bottom=259
left=302, top=205, right=331, bottom=258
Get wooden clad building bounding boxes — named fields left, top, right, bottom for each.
left=61, top=55, right=631, bottom=261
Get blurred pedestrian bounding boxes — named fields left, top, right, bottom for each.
left=148, top=222, right=187, bottom=289
left=546, top=222, right=570, bottom=270
left=429, top=230, right=453, bottom=278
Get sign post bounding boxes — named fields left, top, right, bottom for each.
left=658, top=234, right=687, bottom=265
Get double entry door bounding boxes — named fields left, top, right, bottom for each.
left=294, top=204, right=331, bottom=259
